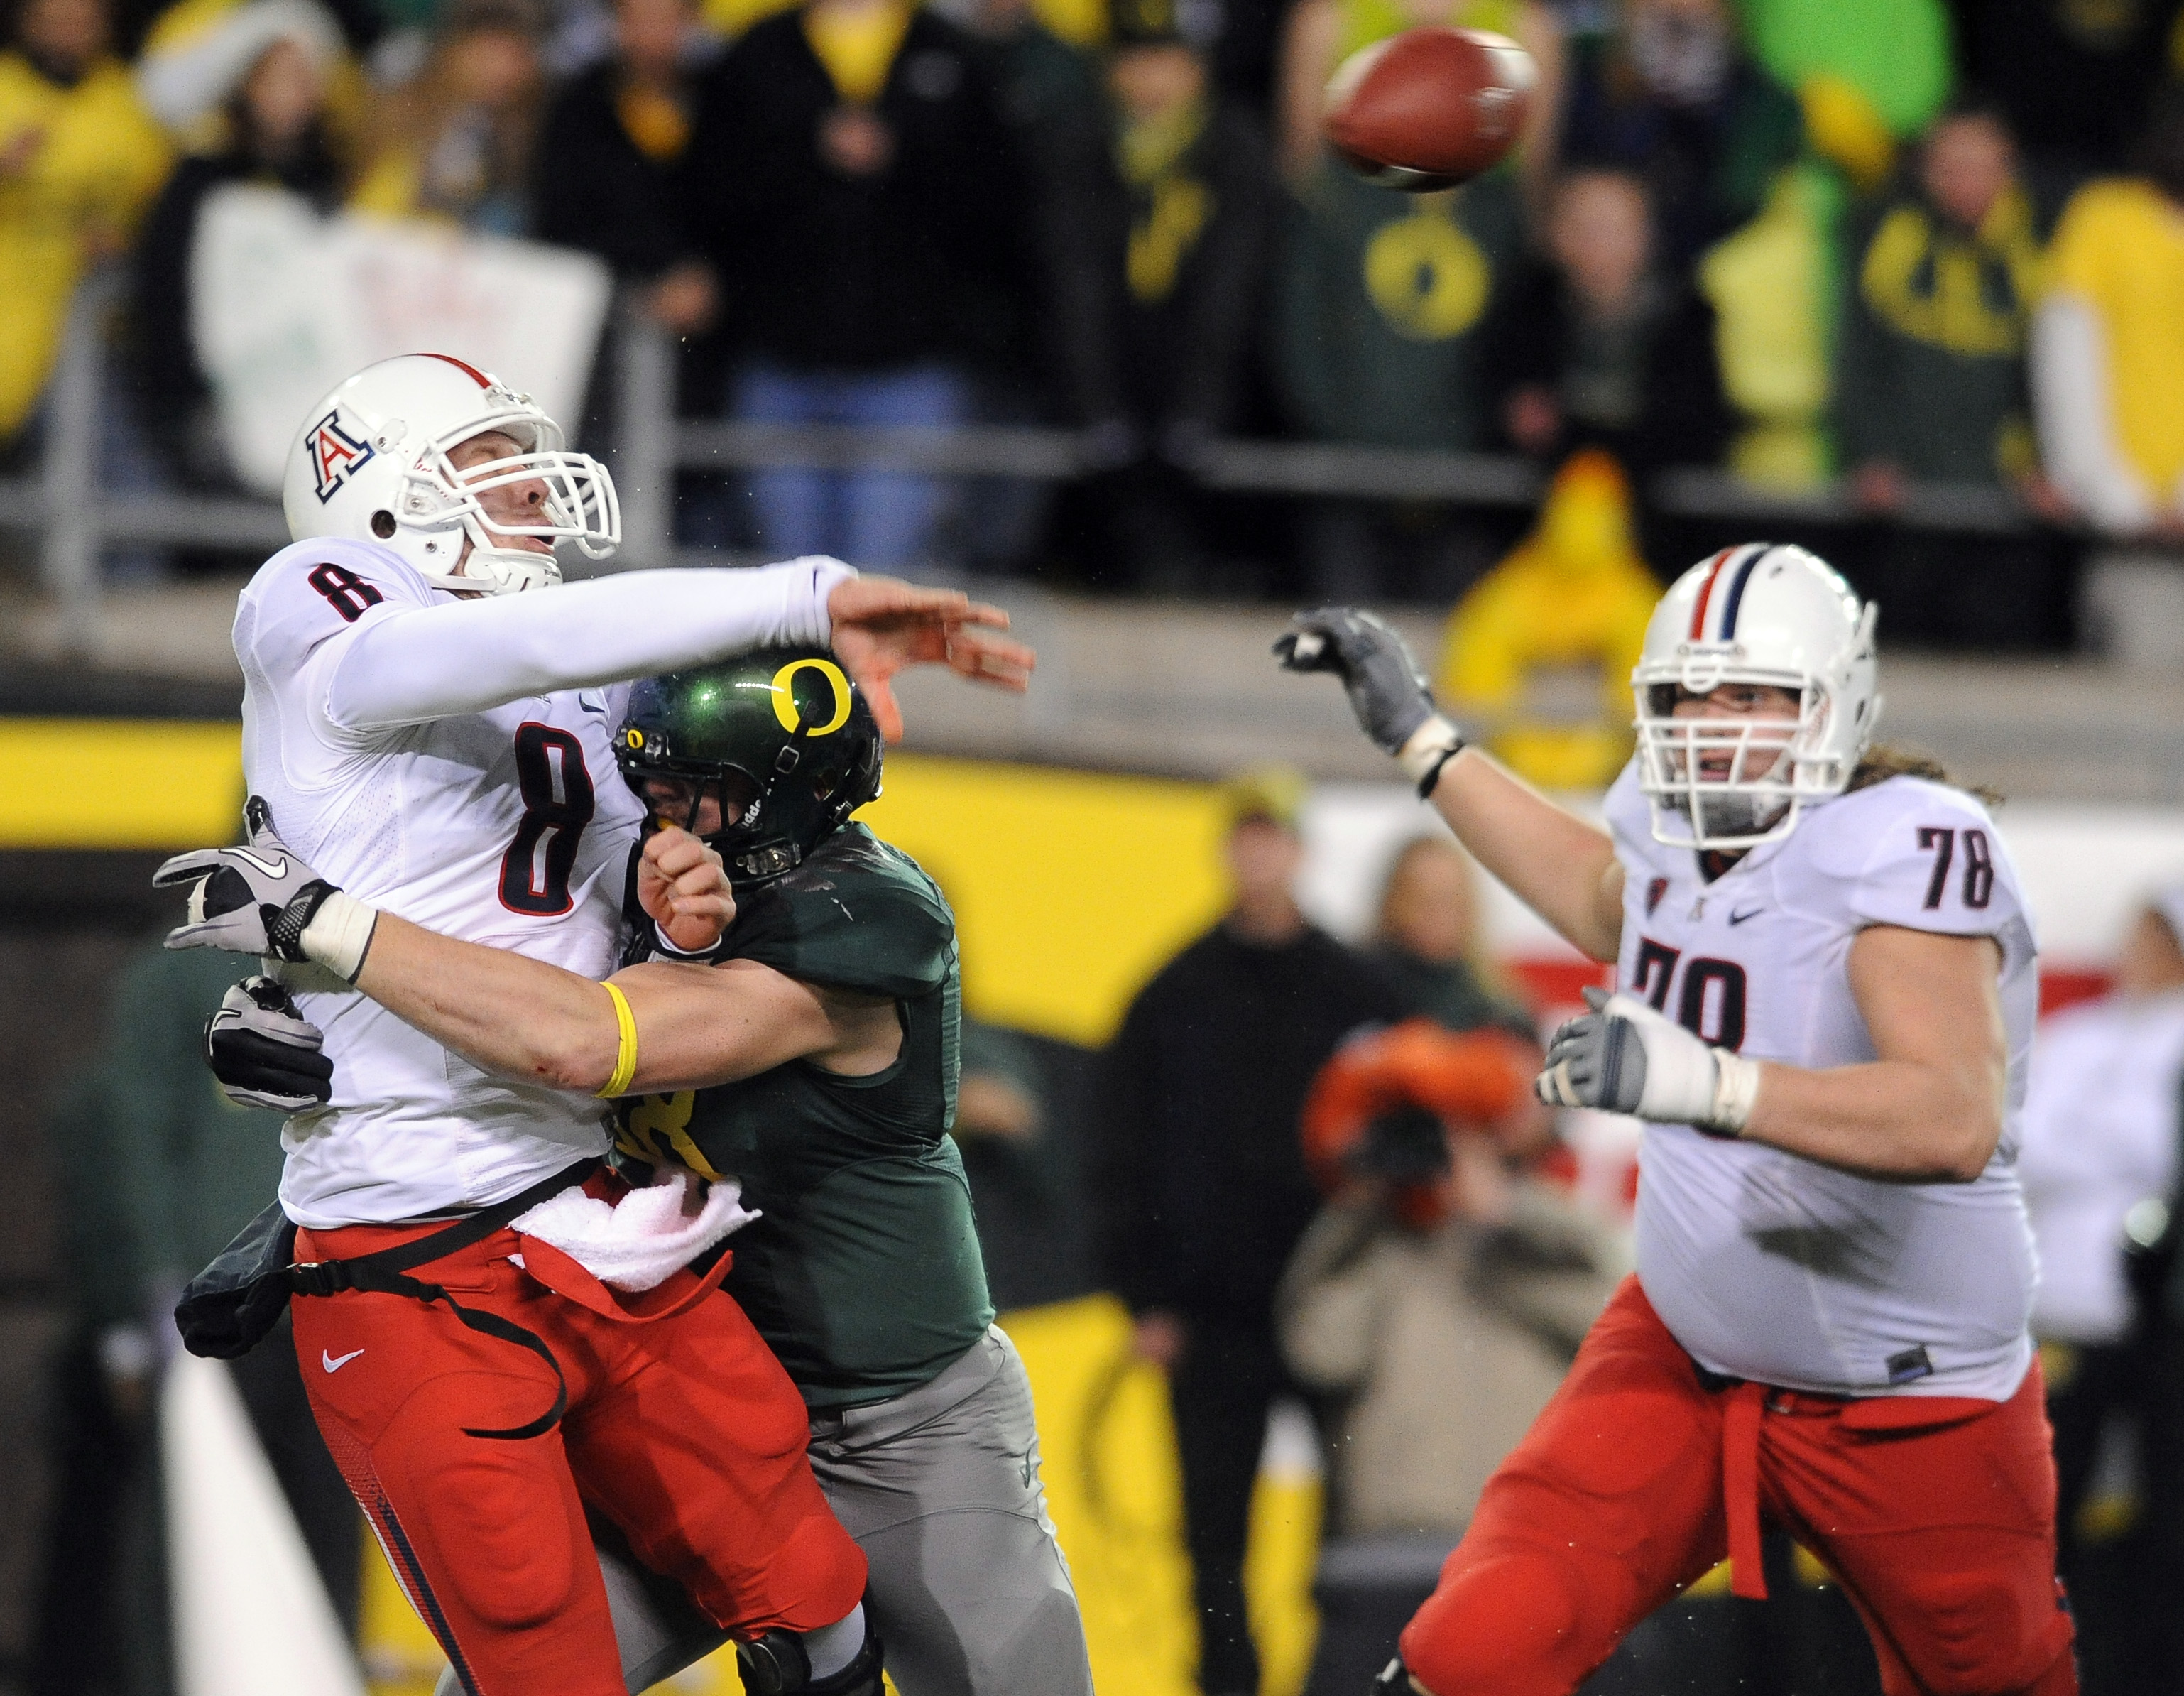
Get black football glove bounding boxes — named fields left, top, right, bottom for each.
left=205, top=976, right=334, bottom=1113
left=1274, top=608, right=1466, bottom=794
left=154, top=798, right=377, bottom=981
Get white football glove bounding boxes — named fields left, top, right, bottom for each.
left=1536, top=986, right=1762, bottom=1136
left=154, top=798, right=379, bottom=982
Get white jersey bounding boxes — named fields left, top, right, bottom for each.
left=2016, top=989, right=2184, bottom=1345
left=234, top=538, right=847, bottom=1227
left=1604, top=764, right=2041, bottom=1401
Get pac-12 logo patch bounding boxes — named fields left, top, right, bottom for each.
left=307, top=411, right=375, bottom=502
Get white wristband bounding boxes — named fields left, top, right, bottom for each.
left=1396, top=715, right=1465, bottom=788
left=1607, top=991, right=1759, bottom=1135
left=300, top=889, right=380, bottom=984
left=1706, top=1050, right=1762, bottom=1135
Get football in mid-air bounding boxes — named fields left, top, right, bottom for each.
left=1324, top=27, right=1536, bottom=191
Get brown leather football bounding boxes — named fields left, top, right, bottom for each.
left=1324, top=26, right=1536, bottom=191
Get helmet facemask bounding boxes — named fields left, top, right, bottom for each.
left=1634, top=670, right=1846, bottom=852
left=399, top=406, right=620, bottom=596
left=618, top=746, right=805, bottom=884
left=629, top=766, right=766, bottom=842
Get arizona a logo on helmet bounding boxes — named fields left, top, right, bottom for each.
left=307, top=411, right=376, bottom=503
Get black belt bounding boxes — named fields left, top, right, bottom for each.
left=289, top=1158, right=600, bottom=1440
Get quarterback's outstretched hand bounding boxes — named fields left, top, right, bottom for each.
left=154, top=799, right=378, bottom=982
left=207, top=977, right=333, bottom=1112
left=826, top=576, right=1035, bottom=744
left=1536, top=986, right=1761, bottom=1136
left=1274, top=607, right=1465, bottom=795
left=637, top=827, right=736, bottom=955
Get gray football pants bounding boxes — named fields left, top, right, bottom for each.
left=433, top=1325, right=1092, bottom=1696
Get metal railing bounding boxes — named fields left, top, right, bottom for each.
left=1, top=280, right=2051, bottom=658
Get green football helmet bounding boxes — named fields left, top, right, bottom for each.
left=615, top=648, right=883, bottom=886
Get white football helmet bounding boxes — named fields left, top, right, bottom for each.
left=1632, top=543, right=1882, bottom=850
left=280, top=353, right=619, bottom=596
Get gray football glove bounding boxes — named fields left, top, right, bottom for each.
left=1536, top=987, right=1761, bottom=1136
left=154, top=798, right=378, bottom=982
left=205, top=977, right=334, bottom=1113
left=1274, top=608, right=1465, bottom=794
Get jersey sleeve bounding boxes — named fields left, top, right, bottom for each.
left=323, top=560, right=851, bottom=733
left=234, top=542, right=437, bottom=749
left=236, top=541, right=433, bottom=690
left=724, top=865, right=954, bottom=1000
left=1833, top=783, right=2029, bottom=945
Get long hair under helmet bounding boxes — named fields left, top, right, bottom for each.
left=280, top=352, right=619, bottom=596
left=1632, top=543, right=1882, bottom=851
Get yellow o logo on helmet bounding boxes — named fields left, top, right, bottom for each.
left=770, top=658, right=853, bottom=736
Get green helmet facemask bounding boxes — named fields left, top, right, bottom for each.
left=614, top=649, right=884, bottom=887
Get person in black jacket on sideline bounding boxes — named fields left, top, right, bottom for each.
left=1091, top=766, right=1412, bottom=1696
left=679, top=0, right=1030, bottom=572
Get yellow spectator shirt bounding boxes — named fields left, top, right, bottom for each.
left=804, top=0, right=914, bottom=104
left=2046, top=180, right=2184, bottom=498
left=0, top=53, right=172, bottom=438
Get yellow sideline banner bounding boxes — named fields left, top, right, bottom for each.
left=858, top=755, right=1233, bottom=1046
left=0, top=718, right=245, bottom=847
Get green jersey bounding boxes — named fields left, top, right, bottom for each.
left=614, top=824, right=995, bottom=1408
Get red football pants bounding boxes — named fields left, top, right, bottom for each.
left=1400, top=1276, right=2077, bottom=1696
left=289, top=1217, right=866, bottom=1696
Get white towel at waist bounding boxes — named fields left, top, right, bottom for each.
left=513, top=1165, right=758, bottom=1293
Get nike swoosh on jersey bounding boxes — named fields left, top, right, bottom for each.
left=322, top=1347, right=364, bottom=1372
left=231, top=848, right=290, bottom=879
left=1728, top=906, right=1764, bottom=925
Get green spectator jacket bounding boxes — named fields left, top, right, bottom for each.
left=1834, top=186, right=2044, bottom=484
left=1275, top=163, right=1524, bottom=452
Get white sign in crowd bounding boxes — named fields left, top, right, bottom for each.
left=190, top=185, right=613, bottom=496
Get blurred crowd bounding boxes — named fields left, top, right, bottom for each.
left=8, top=0, right=2184, bottom=617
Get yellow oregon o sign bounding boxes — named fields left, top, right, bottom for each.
left=1362, top=210, right=1490, bottom=342
left=770, top=658, right=853, bottom=736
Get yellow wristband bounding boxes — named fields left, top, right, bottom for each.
left=597, top=980, right=639, bottom=1099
